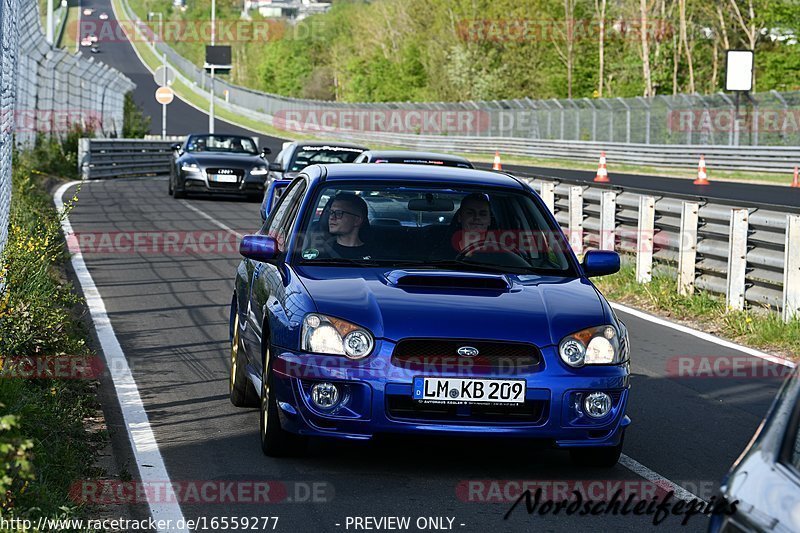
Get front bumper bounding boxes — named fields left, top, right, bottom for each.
left=263, top=341, right=631, bottom=448
left=182, top=172, right=265, bottom=195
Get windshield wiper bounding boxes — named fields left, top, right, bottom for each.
left=299, top=258, right=381, bottom=267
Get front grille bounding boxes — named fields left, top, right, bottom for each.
left=391, top=339, right=541, bottom=375
left=387, top=395, right=548, bottom=424
left=206, top=168, right=244, bottom=189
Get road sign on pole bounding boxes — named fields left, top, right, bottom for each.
left=155, top=86, right=174, bottom=105
left=154, top=65, right=175, bottom=87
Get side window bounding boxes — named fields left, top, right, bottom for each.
left=262, top=180, right=306, bottom=253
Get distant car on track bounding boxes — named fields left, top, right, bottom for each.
left=260, top=140, right=367, bottom=218
left=710, top=365, right=800, bottom=532
left=354, top=150, right=474, bottom=169
left=169, top=133, right=271, bottom=200
left=99, top=12, right=109, bottom=19
left=230, top=163, right=630, bottom=466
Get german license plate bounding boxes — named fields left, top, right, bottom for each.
left=412, top=377, right=525, bottom=404
left=210, top=174, right=238, bottom=183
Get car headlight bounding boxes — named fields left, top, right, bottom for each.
left=559, top=325, right=624, bottom=367
left=251, top=167, right=269, bottom=176
left=301, top=314, right=374, bottom=360
left=181, top=163, right=200, bottom=172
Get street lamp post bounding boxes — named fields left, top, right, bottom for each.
left=209, top=0, right=216, bottom=133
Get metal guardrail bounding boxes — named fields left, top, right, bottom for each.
left=79, top=137, right=800, bottom=321
left=79, top=139, right=177, bottom=180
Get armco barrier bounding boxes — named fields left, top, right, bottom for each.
left=79, top=137, right=800, bottom=320
left=79, top=139, right=178, bottom=180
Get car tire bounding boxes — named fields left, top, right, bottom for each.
left=229, top=311, right=259, bottom=408
left=259, top=339, right=308, bottom=457
left=568, top=431, right=624, bottom=468
left=168, top=174, right=174, bottom=196
left=173, top=181, right=186, bottom=199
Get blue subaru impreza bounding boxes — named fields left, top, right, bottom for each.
left=230, top=164, right=630, bottom=466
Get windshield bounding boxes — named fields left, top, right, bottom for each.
left=288, top=145, right=365, bottom=172
left=186, top=135, right=258, bottom=155
left=292, top=184, right=575, bottom=275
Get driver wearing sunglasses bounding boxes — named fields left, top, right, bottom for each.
left=321, top=193, right=374, bottom=260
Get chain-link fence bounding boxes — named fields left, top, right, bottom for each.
left=116, top=0, right=800, bottom=149
left=0, top=0, right=19, bottom=260
left=0, top=0, right=135, bottom=258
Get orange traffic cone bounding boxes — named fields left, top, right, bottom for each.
left=492, top=150, right=502, bottom=171
left=693, top=155, right=710, bottom=185
left=594, top=151, right=610, bottom=182
left=792, top=166, right=799, bottom=188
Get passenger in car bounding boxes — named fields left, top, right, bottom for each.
left=319, top=193, right=375, bottom=260
left=429, top=193, right=495, bottom=260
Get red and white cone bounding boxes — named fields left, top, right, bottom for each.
left=693, top=155, right=710, bottom=185
left=492, top=150, right=502, bottom=171
left=792, top=166, right=799, bottom=188
left=593, top=151, right=610, bottom=182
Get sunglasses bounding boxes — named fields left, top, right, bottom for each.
left=329, top=209, right=361, bottom=220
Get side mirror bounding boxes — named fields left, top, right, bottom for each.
left=171, top=143, right=181, bottom=151
left=261, top=147, right=272, bottom=156
left=240, top=235, right=279, bottom=262
left=582, top=250, right=620, bottom=278
left=268, top=162, right=282, bottom=172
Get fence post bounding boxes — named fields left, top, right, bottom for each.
left=636, top=195, right=655, bottom=283
left=540, top=181, right=555, bottom=214
left=569, top=186, right=584, bottom=257
left=783, top=215, right=800, bottom=323
left=726, top=209, right=749, bottom=311
left=600, top=191, right=617, bottom=251
left=677, top=202, right=699, bottom=296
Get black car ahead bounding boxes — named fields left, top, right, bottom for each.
left=265, top=141, right=368, bottom=183
left=169, top=133, right=271, bottom=200
left=353, top=150, right=474, bottom=168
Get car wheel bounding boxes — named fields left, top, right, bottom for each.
left=173, top=179, right=187, bottom=199
left=168, top=174, right=174, bottom=196
left=229, top=311, right=259, bottom=408
left=259, top=339, right=307, bottom=457
left=569, top=431, right=624, bottom=468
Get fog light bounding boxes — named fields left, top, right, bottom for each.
left=311, top=382, right=339, bottom=409
left=583, top=392, right=612, bottom=418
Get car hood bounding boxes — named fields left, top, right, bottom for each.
left=294, top=267, right=607, bottom=346
left=184, top=153, right=264, bottom=167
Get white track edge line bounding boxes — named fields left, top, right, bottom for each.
left=611, top=302, right=795, bottom=368
left=55, top=181, right=189, bottom=532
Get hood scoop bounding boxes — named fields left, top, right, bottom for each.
left=385, top=270, right=511, bottom=290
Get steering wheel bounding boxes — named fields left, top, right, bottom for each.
left=455, top=240, right=531, bottom=268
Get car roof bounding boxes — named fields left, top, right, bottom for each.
left=187, top=133, right=254, bottom=140
left=362, top=150, right=471, bottom=163
left=290, top=141, right=368, bottom=150
left=313, top=163, right=524, bottom=189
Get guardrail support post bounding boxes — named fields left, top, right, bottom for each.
left=540, top=181, right=555, bottom=215
left=79, top=138, right=92, bottom=180
left=726, top=208, right=749, bottom=311
left=569, top=186, right=584, bottom=257
left=636, top=195, right=655, bottom=283
left=677, top=202, right=699, bottom=296
left=783, top=214, right=800, bottom=322
left=600, top=191, right=617, bottom=251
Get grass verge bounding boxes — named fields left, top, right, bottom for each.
left=0, top=143, right=103, bottom=525
left=594, top=261, right=800, bottom=358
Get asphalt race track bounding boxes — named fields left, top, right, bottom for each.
left=79, top=0, right=800, bottom=210
left=64, top=175, right=789, bottom=532
left=69, top=0, right=796, bottom=530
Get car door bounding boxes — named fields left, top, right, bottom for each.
left=242, top=178, right=308, bottom=361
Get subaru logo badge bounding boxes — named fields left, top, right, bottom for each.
left=457, top=346, right=479, bottom=357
